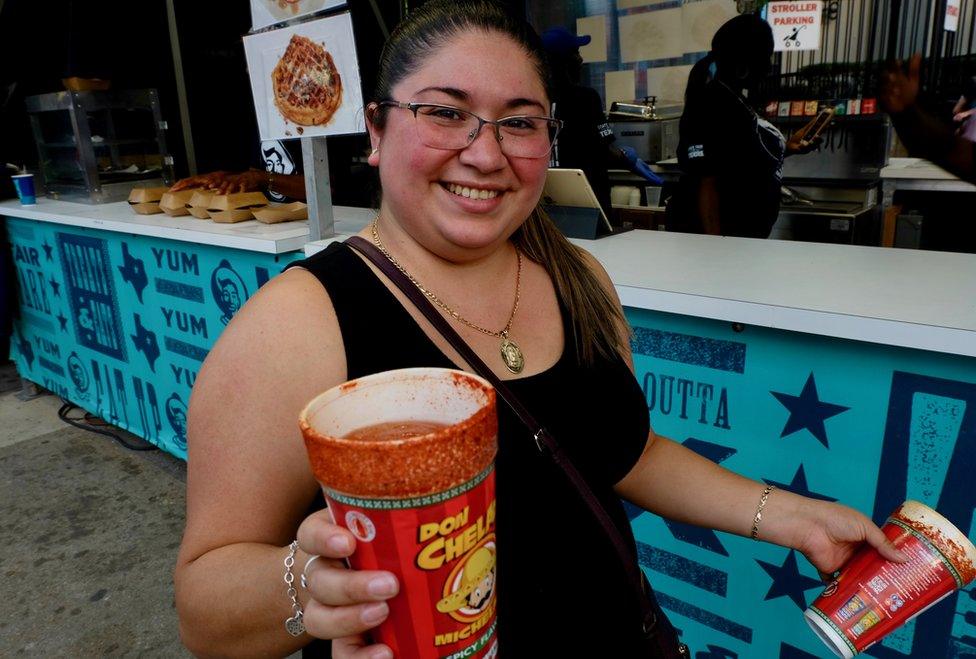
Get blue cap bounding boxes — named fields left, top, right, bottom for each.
left=541, top=26, right=591, bottom=55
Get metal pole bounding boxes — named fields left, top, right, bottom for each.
left=886, top=0, right=902, bottom=60
left=303, top=137, right=334, bottom=241
left=166, top=0, right=197, bottom=176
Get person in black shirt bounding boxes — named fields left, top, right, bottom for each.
left=542, top=26, right=661, bottom=218
left=668, top=15, right=819, bottom=238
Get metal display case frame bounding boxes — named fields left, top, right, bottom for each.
left=25, top=89, right=174, bottom=203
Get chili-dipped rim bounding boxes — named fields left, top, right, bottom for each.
left=300, top=367, right=498, bottom=499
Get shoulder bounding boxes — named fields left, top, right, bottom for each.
left=192, top=265, right=346, bottom=421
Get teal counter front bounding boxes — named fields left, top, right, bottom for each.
left=623, top=305, right=975, bottom=659
left=4, top=198, right=373, bottom=459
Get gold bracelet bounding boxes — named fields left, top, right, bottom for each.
left=751, top=485, right=775, bottom=540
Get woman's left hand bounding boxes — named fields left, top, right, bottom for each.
left=786, top=498, right=908, bottom=579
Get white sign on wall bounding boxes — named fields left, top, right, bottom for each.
left=766, top=1, right=823, bottom=52
left=945, top=0, right=961, bottom=32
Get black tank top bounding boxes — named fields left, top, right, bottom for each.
left=294, top=242, right=652, bottom=655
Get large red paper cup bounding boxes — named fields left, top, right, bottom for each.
left=300, top=368, right=498, bottom=659
left=805, top=501, right=976, bottom=658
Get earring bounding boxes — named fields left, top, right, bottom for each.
left=370, top=147, right=379, bottom=156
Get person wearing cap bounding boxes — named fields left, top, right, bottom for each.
left=542, top=26, right=661, bottom=220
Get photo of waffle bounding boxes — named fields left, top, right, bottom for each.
left=271, top=34, right=343, bottom=127
left=243, top=11, right=363, bottom=140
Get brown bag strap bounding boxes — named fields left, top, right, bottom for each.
left=345, top=235, right=662, bottom=637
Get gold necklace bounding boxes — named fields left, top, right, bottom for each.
left=370, top=220, right=525, bottom=374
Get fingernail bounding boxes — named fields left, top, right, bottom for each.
left=326, top=535, right=352, bottom=554
left=361, top=602, right=389, bottom=626
left=367, top=575, right=398, bottom=598
left=369, top=647, right=393, bottom=659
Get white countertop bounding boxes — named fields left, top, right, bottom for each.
left=0, top=198, right=376, bottom=254
left=578, top=230, right=976, bottom=357
left=307, top=229, right=976, bottom=358
left=881, top=157, right=976, bottom=187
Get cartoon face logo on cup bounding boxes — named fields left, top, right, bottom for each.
left=436, top=538, right=497, bottom=623
left=210, top=259, right=249, bottom=326
left=166, top=393, right=189, bottom=450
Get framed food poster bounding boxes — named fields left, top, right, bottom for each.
left=243, top=11, right=365, bottom=140
left=250, top=0, right=346, bottom=32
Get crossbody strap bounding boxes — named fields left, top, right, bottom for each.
left=346, top=235, right=659, bottom=635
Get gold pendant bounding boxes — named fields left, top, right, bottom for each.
left=500, top=336, right=524, bottom=374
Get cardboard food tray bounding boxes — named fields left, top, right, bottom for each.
left=206, top=192, right=269, bottom=224
left=127, top=186, right=170, bottom=215
left=188, top=190, right=217, bottom=219
left=252, top=201, right=308, bottom=224
left=159, top=189, right=199, bottom=217
left=210, top=209, right=257, bottom=224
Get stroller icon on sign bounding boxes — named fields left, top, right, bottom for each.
left=784, top=25, right=806, bottom=48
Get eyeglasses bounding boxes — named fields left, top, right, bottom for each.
left=378, top=101, right=563, bottom=159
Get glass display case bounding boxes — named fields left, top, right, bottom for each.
left=25, top=89, right=174, bottom=203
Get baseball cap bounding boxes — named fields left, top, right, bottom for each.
left=541, top=26, right=591, bottom=55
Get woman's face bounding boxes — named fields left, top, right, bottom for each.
left=367, top=30, right=551, bottom=260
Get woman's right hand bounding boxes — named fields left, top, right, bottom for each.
left=169, top=170, right=234, bottom=192
left=297, top=509, right=398, bottom=659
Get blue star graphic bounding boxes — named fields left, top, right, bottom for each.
left=49, top=276, right=61, bottom=297
left=771, top=373, right=849, bottom=448
left=764, top=464, right=837, bottom=502
left=756, top=549, right=824, bottom=610
left=42, top=241, right=54, bottom=261
left=57, top=312, right=69, bottom=332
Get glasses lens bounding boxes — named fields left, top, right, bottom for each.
left=497, top=116, right=559, bottom=158
left=414, top=105, right=480, bottom=151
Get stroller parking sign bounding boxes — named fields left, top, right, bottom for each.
left=766, top=1, right=822, bottom=52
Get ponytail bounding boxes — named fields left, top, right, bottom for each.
left=513, top=208, right=627, bottom=365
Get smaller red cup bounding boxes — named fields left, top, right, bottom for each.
left=804, top=501, right=976, bottom=658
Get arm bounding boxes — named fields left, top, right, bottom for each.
left=580, top=252, right=906, bottom=575
left=882, top=54, right=976, bottom=182
left=174, top=269, right=395, bottom=658
left=615, top=437, right=904, bottom=575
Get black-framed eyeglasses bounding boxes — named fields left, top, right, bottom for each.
left=378, top=101, right=563, bottom=159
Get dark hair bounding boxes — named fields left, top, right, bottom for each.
left=371, top=0, right=552, bottom=126
left=368, top=0, right=628, bottom=365
left=685, top=14, right=773, bottom=105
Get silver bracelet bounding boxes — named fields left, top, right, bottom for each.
left=284, top=540, right=306, bottom=636
left=751, top=485, right=775, bottom=540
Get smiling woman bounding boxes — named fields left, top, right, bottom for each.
left=174, top=2, right=904, bottom=658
